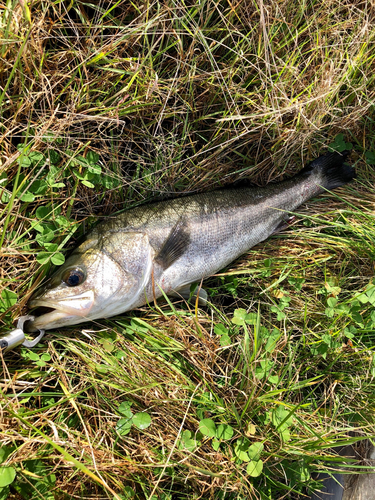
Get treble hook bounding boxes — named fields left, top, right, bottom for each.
left=0, top=315, right=45, bottom=353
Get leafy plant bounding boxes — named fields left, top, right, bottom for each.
left=0, top=290, right=17, bottom=313
left=178, top=430, right=200, bottom=452
left=234, top=438, right=264, bottom=477
left=270, top=294, right=291, bottom=321
left=214, top=323, right=232, bottom=346
left=365, top=151, right=375, bottom=164
left=116, top=401, right=152, bottom=436
left=13, top=460, right=56, bottom=500
left=270, top=406, right=294, bottom=443
left=0, top=445, right=16, bottom=499
left=327, top=134, right=353, bottom=152
left=246, top=443, right=264, bottom=478
left=21, top=350, right=51, bottom=367
left=255, top=360, right=279, bottom=385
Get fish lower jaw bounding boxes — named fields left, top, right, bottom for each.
left=27, top=299, right=94, bottom=331
left=25, top=309, right=81, bottom=331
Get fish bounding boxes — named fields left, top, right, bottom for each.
left=27, top=151, right=354, bottom=331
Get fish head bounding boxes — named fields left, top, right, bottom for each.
left=28, top=231, right=153, bottom=330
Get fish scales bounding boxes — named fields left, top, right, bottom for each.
left=28, top=151, right=355, bottom=331
left=96, top=177, right=321, bottom=295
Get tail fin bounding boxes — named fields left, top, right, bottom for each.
left=302, top=151, right=355, bottom=190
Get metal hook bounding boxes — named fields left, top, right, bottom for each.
left=0, top=315, right=45, bottom=353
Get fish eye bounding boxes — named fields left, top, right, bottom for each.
left=62, top=268, right=86, bottom=287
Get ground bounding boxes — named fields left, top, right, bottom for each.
left=0, top=1, right=375, bottom=499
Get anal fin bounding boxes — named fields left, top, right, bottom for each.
left=271, top=216, right=296, bottom=235
left=171, top=284, right=208, bottom=306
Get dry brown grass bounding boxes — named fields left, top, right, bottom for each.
left=1, top=0, right=375, bottom=499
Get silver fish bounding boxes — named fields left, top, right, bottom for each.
left=28, top=151, right=354, bottom=331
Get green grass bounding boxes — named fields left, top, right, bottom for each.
left=1, top=0, right=375, bottom=498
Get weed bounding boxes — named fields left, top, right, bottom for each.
left=1, top=0, right=375, bottom=498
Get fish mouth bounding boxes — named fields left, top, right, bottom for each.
left=25, top=308, right=79, bottom=332
left=27, top=291, right=95, bottom=331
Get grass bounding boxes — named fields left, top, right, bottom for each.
left=1, top=0, right=375, bottom=498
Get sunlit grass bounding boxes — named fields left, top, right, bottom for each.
left=1, top=0, right=375, bottom=498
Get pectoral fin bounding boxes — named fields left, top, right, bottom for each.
left=155, top=219, right=190, bottom=269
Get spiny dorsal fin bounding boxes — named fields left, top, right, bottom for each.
left=155, top=219, right=190, bottom=269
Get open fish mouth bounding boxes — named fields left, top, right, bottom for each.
left=27, top=291, right=95, bottom=331
left=26, top=303, right=89, bottom=331
left=29, top=305, right=56, bottom=317
left=25, top=307, right=76, bottom=332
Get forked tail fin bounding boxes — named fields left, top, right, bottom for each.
left=301, top=150, right=355, bottom=190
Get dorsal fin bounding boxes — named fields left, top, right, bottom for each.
left=155, top=219, right=190, bottom=269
